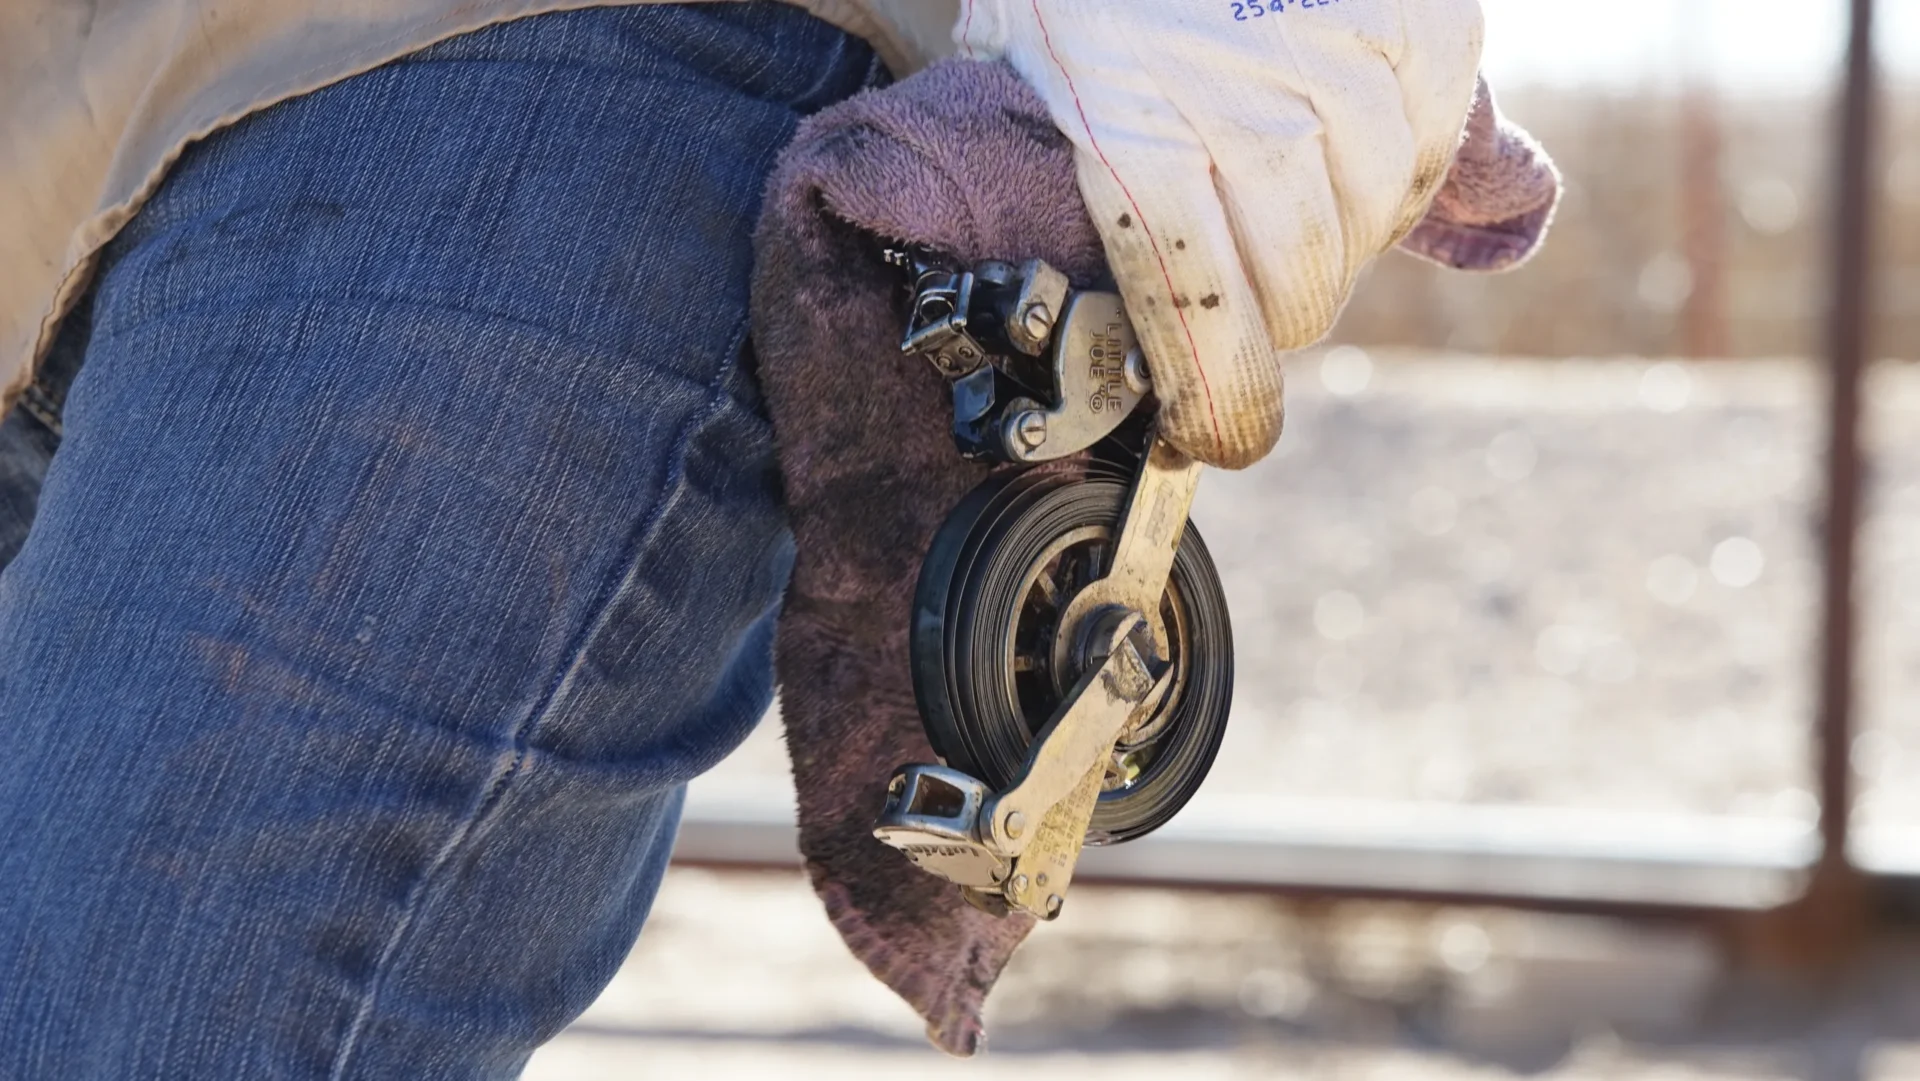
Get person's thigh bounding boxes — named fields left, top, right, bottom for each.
left=0, top=6, right=874, bottom=1078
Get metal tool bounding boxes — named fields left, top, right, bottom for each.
left=873, top=251, right=1235, bottom=921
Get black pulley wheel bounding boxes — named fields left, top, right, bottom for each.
left=911, top=466, right=1234, bottom=844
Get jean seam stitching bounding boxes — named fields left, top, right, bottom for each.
left=18, top=386, right=62, bottom=438
left=325, top=315, right=754, bottom=1080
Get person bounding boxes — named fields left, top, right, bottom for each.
left=0, top=1, right=1487, bottom=1075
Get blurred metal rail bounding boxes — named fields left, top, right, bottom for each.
left=675, top=0, right=1893, bottom=947
left=675, top=787, right=1815, bottom=916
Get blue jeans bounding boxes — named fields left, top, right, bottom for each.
left=0, top=6, right=876, bottom=1077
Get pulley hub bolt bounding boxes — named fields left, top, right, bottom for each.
left=1011, top=411, right=1049, bottom=451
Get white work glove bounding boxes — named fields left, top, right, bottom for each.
left=960, top=0, right=1486, bottom=469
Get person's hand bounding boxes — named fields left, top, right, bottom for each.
left=958, top=0, right=1486, bottom=469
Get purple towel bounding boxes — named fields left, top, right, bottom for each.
left=748, top=58, right=1557, bottom=1057
left=750, top=59, right=1105, bottom=1057
left=1399, top=76, right=1562, bottom=272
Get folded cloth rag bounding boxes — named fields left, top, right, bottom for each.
left=750, top=58, right=1103, bottom=1057
left=1398, top=76, right=1561, bottom=272
left=748, top=58, right=1557, bottom=1057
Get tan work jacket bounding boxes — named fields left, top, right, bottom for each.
left=0, top=0, right=960, bottom=402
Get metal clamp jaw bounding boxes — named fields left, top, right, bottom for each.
left=889, top=251, right=1153, bottom=464
left=875, top=612, right=1173, bottom=920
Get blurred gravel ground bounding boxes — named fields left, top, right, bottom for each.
left=527, top=869, right=1920, bottom=1081
left=529, top=352, right=1920, bottom=1079
left=1202, top=349, right=1829, bottom=818
left=715, top=350, right=1847, bottom=816
left=700, top=350, right=1920, bottom=828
